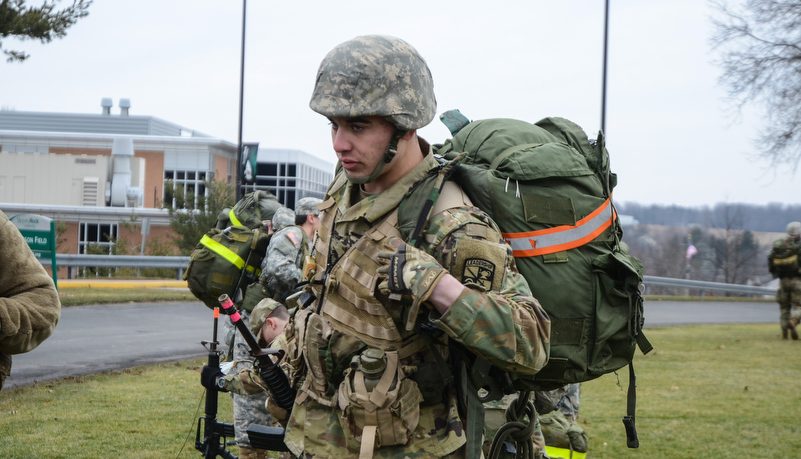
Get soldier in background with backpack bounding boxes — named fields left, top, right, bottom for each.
left=259, top=197, right=322, bottom=304
left=769, top=221, right=801, bottom=340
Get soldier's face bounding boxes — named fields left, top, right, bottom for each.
left=329, top=116, right=395, bottom=180
left=261, top=317, right=288, bottom=346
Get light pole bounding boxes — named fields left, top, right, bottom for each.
left=601, top=0, right=610, bottom=135
left=235, top=0, right=247, bottom=201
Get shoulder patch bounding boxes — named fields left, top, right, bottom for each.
left=285, top=231, right=301, bottom=246
left=462, top=258, right=496, bottom=291
left=452, top=237, right=506, bottom=292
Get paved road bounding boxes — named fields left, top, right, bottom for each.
left=2, top=299, right=778, bottom=390
left=3, top=301, right=214, bottom=390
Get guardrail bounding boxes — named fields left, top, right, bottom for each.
left=643, top=275, right=776, bottom=296
left=57, top=254, right=191, bottom=279
left=53, top=255, right=778, bottom=296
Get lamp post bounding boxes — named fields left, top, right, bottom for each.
left=601, top=0, right=610, bottom=135
left=235, top=0, right=247, bottom=201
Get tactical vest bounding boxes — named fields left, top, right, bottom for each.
left=288, top=181, right=470, bottom=458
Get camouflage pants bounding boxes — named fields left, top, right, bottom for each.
left=777, top=277, right=801, bottom=330
left=222, top=312, right=274, bottom=448
left=558, top=383, right=581, bottom=422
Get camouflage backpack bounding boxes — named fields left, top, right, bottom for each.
left=399, top=110, right=653, bottom=446
left=768, top=238, right=800, bottom=278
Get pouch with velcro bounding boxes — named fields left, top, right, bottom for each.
left=336, top=350, right=423, bottom=459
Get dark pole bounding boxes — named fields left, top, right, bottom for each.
left=235, top=0, right=247, bottom=201
left=601, top=0, right=609, bottom=135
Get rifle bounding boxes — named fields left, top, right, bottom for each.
left=195, top=306, right=237, bottom=459
left=217, top=294, right=293, bottom=452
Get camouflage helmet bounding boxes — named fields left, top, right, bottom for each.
left=295, top=197, right=322, bottom=217
left=309, top=35, right=437, bottom=131
left=249, top=298, right=282, bottom=337
left=271, top=206, right=295, bottom=232
left=788, top=221, right=801, bottom=237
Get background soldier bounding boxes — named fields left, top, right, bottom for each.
left=220, top=201, right=320, bottom=458
left=259, top=197, right=322, bottom=303
left=769, top=221, right=801, bottom=340
left=221, top=205, right=293, bottom=459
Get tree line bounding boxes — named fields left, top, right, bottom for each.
left=616, top=201, right=801, bottom=233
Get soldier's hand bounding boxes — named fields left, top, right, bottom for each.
left=200, top=365, right=228, bottom=392
left=377, top=237, right=447, bottom=309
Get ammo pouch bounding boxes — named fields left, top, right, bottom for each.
left=337, top=350, right=423, bottom=459
left=241, top=280, right=270, bottom=313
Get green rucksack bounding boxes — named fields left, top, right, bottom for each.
left=215, top=190, right=283, bottom=230
left=399, top=110, right=652, bottom=446
left=184, top=190, right=282, bottom=310
left=183, top=225, right=272, bottom=309
left=768, top=239, right=800, bottom=278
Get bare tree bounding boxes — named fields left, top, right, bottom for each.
left=703, top=204, right=763, bottom=288
left=710, top=0, right=801, bottom=171
left=0, top=0, right=92, bottom=62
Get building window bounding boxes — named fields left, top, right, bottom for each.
left=252, top=160, right=330, bottom=208
left=163, top=169, right=207, bottom=208
left=78, top=222, right=118, bottom=255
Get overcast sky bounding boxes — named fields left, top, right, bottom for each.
left=2, top=0, right=798, bottom=208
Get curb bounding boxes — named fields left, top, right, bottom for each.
left=58, top=279, right=189, bottom=289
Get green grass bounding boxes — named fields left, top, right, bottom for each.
left=58, top=288, right=196, bottom=307
left=0, top=359, right=234, bottom=459
left=581, top=323, right=800, bottom=458
left=1, top=323, right=798, bottom=458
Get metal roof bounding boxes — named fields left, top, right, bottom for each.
left=0, top=110, right=213, bottom=138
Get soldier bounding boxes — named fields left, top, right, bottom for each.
left=270, top=35, right=551, bottom=459
left=206, top=298, right=291, bottom=397
left=222, top=205, right=294, bottom=459
left=769, top=221, right=801, bottom=340
left=259, top=197, right=322, bottom=303
left=221, top=200, right=321, bottom=458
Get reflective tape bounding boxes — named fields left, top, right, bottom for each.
left=201, top=235, right=246, bottom=269
left=228, top=209, right=243, bottom=227
left=502, top=199, right=615, bottom=257
left=544, top=445, right=586, bottom=459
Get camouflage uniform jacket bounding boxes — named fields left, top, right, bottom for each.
left=0, top=211, right=61, bottom=355
left=282, top=151, right=551, bottom=458
left=224, top=331, right=288, bottom=396
left=260, top=225, right=311, bottom=300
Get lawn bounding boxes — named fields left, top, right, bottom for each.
left=1, top=321, right=797, bottom=458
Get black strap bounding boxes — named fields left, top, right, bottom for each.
left=622, top=363, right=640, bottom=448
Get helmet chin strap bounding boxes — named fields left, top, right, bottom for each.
left=346, top=129, right=404, bottom=185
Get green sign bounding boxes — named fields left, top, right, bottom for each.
left=9, top=213, right=58, bottom=289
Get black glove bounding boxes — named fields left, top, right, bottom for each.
left=200, top=365, right=227, bottom=392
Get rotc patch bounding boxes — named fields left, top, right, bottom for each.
left=453, top=237, right=506, bottom=292
left=461, top=258, right=495, bottom=291
left=286, top=231, right=301, bottom=246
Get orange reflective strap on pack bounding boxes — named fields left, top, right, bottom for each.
left=502, top=198, right=616, bottom=257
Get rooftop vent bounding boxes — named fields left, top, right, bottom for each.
left=119, top=98, right=131, bottom=116
left=101, top=97, right=112, bottom=115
